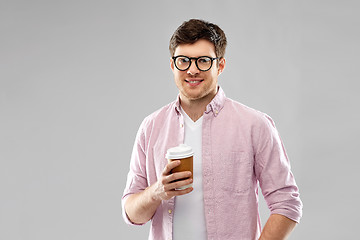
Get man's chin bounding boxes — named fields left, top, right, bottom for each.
left=182, top=92, right=207, bottom=101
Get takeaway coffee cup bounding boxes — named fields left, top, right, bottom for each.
left=165, top=144, right=194, bottom=190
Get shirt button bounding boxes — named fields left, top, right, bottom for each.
left=168, top=209, right=172, bottom=214
left=180, top=123, right=183, bottom=128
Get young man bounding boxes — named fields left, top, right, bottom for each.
left=122, top=19, right=302, bottom=240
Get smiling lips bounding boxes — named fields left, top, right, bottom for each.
left=185, top=78, right=203, bottom=86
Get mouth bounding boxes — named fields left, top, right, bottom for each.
left=185, top=78, right=204, bottom=86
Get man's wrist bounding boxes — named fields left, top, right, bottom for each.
left=147, top=184, right=161, bottom=203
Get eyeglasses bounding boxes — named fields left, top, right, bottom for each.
left=172, top=55, right=219, bottom=72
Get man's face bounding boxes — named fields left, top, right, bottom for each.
left=170, top=39, right=225, bottom=103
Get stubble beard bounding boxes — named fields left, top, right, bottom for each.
left=179, top=81, right=218, bottom=104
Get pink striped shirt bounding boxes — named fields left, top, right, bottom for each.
left=122, top=87, right=302, bottom=240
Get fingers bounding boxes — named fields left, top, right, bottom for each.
left=165, top=171, right=192, bottom=183
left=164, top=177, right=193, bottom=192
left=158, top=161, right=193, bottom=200
left=171, top=186, right=194, bottom=196
left=162, top=160, right=181, bottom=176
left=163, top=185, right=194, bottom=199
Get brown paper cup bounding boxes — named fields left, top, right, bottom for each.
left=166, top=144, right=194, bottom=190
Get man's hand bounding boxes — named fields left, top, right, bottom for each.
left=152, top=160, right=193, bottom=201
left=124, top=160, right=193, bottom=224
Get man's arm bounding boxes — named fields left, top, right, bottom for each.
left=259, top=214, right=297, bottom=240
left=124, top=160, right=193, bottom=224
left=254, top=114, right=303, bottom=236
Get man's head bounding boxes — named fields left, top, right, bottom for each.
left=169, top=19, right=227, bottom=59
left=169, top=19, right=227, bottom=104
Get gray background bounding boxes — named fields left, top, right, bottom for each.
left=1, top=0, right=359, bottom=239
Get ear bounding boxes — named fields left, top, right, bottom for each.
left=217, top=57, right=226, bottom=75
left=170, top=58, right=175, bottom=71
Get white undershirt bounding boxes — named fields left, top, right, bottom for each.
left=173, top=108, right=207, bottom=240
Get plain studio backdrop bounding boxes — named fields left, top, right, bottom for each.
left=1, top=0, right=359, bottom=239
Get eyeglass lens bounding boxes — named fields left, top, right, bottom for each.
left=175, top=56, right=213, bottom=71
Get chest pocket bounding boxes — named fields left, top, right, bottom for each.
left=214, top=151, right=253, bottom=194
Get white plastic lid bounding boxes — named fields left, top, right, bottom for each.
left=165, top=144, right=194, bottom=159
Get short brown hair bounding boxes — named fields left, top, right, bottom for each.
left=169, top=19, right=227, bottom=58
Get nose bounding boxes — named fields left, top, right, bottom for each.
left=187, top=59, right=200, bottom=75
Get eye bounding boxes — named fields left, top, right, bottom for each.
left=198, top=57, right=211, bottom=63
left=178, top=57, right=190, bottom=63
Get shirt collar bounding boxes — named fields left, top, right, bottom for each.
left=174, top=86, right=226, bottom=117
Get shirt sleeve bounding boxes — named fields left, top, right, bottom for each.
left=121, top=119, right=149, bottom=226
left=254, top=114, right=303, bottom=223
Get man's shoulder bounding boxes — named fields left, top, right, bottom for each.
left=140, top=100, right=177, bottom=129
left=223, top=96, right=276, bottom=128
left=224, top=97, right=267, bottom=119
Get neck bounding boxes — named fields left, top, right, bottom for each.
left=181, top=101, right=205, bottom=122
left=180, top=88, right=218, bottom=122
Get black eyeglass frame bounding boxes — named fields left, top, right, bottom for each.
left=172, top=55, right=219, bottom=72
